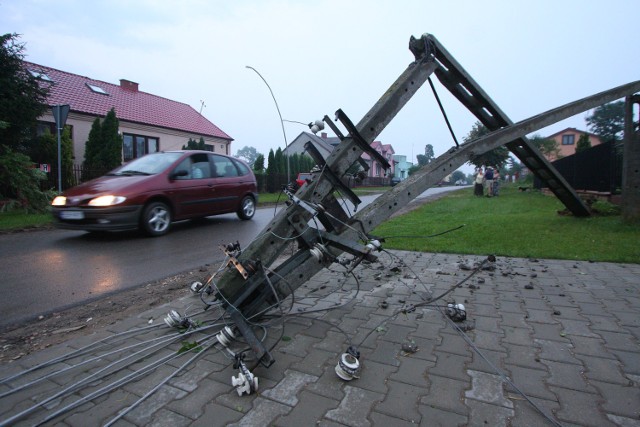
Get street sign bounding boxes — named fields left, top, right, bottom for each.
left=52, top=105, right=69, bottom=129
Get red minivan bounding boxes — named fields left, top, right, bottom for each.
left=51, top=151, right=258, bottom=236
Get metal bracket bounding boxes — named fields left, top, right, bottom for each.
left=335, top=109, right=391, bottom=171
left=303, top=141, right=361, bottom=208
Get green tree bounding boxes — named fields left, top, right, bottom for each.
left=450, top=170, right=465, bottom=183
left=300, top=155, right=314, bottom=173
left=408, top=164, right=421, bottom=176
left=266, top=149, right=277, bottom=192
left=83, top=117, right=102, bottom=168
left=424, top=144, right=435, bottom=163
left=0, top=33, right=52, bottom=210
left=101, top=108, right=122, bottom=169
left=529, top=134, right=560, bottom=159
left=464, top=122, right=509, bottom=169
left=83, top=108, right=122, bottom=178
left=235, top=146, right=259, bottom=166
left=0, top=33, right=50, bottom=152
left=253, top=153, right=265, bottom=172
left=575, top=134, right=591, bottom=153
left=586, top=101, right=625, bottom=142
left=182, top=137, right=206, bottom=150
left=274, top=148, right=284, bottom=174
left=290, top=153, right=301, bottom=176
left=416, top=154, right=429, bottom=166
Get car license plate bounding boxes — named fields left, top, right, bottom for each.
left=60, top=210, right=84, bottom=220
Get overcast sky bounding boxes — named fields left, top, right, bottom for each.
left=2, top=0, right=639, bottom=172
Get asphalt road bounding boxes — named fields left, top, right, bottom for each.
left=0, top=186, right=462, bottom=329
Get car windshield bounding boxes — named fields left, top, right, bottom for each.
left=109, top=152, right=183, bottom=175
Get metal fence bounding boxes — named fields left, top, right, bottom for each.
left=534, top=140, right=622, bottom=194
left=40, top=165, right=109, bottom=191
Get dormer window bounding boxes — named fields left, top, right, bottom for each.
left=29, top=70, right=52, bottom=81
left=87, top=83, right=108, bottom=95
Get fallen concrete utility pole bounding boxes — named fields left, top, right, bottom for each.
left=213, top=33, right=640, bottom=366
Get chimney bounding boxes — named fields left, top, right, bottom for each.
left=119, top=79, right=139, bottom=92
left=321, top=132, right=327, bottom=139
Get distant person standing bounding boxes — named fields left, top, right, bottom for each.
left=474, top=167, right=484, bottom=196
left=492, top=167, right=501, bottom=196
left=484, top=166, right=494, bottom=197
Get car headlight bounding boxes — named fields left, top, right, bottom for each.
left=51, top=196, right=67, bottom=206
left=88, top=195, right=127, bottom=206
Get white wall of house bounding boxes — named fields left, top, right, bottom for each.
left=39, top=112, right=231, bottom=165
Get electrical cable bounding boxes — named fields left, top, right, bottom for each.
left=261, top=270, right=361, bottom=327
left=0, top=323, right=223, bottom=425
left=262, top=265, right=286, bottom=353
left=38, top=334, right=224, bottom=427
left=0, top=328, right=190, bottom=399
left=407, top=252, right=491, bottom=306
left=269, top=223, right=312, bottom=241
left=380, top=224, right=465, bottom=240
left=442, top=313, right=563, bottom=427
left=273, top=189, right=285, bottom=217
left=322, top=209, right=370, bottom=242
left=356, top=308, right=404, bottom=348
left=102, top=337, right=220, bottom=427
left=386, top=250, right=562, bottom=427
left=0, top=322, right=164, bottom=385
left=0, top=316, right=218, bottom=400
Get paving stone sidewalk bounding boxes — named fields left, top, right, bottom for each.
left=0, top=251, right=639, bottom=426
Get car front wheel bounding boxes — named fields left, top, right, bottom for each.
left=237, top=196, right=255, bottom=220
left=142, top=202, right=171, bottom=236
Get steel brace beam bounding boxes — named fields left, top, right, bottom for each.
left=213, top=33, right=640, bottom=365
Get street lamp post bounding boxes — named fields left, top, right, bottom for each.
left=245, top=66, right=290, bottom=183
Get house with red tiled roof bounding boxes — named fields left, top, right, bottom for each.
left=25, top=62, right=233, bottom=165
left=544, top=127, right=602, bottom=161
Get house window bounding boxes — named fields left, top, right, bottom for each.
left=86, top=83, right=108, bottom=95
left=29, top=70, right=52, bottom=81
left=123, top=133, right=159, bottom=161
left=204, top=144, right=214, bottom=152
left=36, top=121, right=57, bottom=136
left=562, top=135, right=575, bottom=145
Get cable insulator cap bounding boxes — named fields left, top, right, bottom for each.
left=335, top=352, right=361, bottom=380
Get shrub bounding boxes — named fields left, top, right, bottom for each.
left=0, top=147, right=51, bottom=212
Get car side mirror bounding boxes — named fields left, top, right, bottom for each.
left=170, top=169, right=188, bottom=180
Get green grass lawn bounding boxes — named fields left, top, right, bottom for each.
left=373, top=185, right=640, bottom=263
left=0, top=210, right=52, bottom=231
